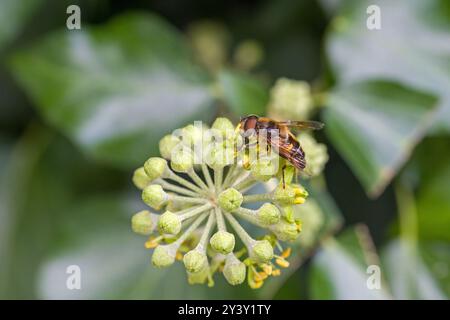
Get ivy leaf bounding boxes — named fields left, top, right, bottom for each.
left=383, top=239, right=446, bottom=299
left=0, top=126, right=52, bottom=298
left=218, top=69, right=269, bottom=117
left=326, top=0, right=450, bottom=133
left=413, top=138, right=450, bottom=242
left=421, top=242, right=450, bottom=297
left=309, top=227, right=391, bottom=299
left=9, top=12, right=216, bottom=169
left=324, top=80, right=437, bottom=197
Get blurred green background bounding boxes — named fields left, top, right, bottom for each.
left=0, top=0, right=449, bottom=299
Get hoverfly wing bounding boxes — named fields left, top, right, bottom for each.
left=278, top=143, right=306, bottom=170
left=269, top=136, right=306, bottom=170
left=277, top=120, right=324, bottom=130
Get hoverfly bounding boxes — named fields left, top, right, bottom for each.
left=236, top=115, right=324, bottom=185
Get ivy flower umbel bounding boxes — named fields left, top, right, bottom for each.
left=131, top=117, right=314, bottom=288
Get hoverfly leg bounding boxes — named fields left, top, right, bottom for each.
left=281, top=164, right=287, bottom=189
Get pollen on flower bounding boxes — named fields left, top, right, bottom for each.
left=130, top=117, right=323, bottom=288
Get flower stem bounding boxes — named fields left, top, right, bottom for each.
left=242, top=193, right=273, bottom=203
left=170, top=195, right=209, bottom=204
left=174, top=205, right=203, bottom=215
left=234, top=207, right=257, bottom=219
left=214, top=167, right=223, bottom=192
left=222, top=165, right=237, bottom=188
left=156, top=179, right=199, bottom=197
left=196, top=212, right=215, bottom=253
left=230, top=170, right=250, bottom=188
left=201, top=164, right=215, bottom=191
left=223, top=211, right=254, bottom=247
left=187, top=168, right=210, bottom=191
left=214, top=207, right=227, bottom=231
left=233, top=209, right=261, bottom=227
left=234, top=175, right=256, bottom=191
left=175, top=213, right=209, bottom=246
left=180, top=203, right=213, bottom=221
left=167, top=170, right=206, bottom=195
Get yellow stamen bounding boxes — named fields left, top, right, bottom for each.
left=175, top=252, right=183, bottom=261
left=262, top=264, right=272, bottom=275
left=294, top=197, right=305, bottom=204
left=258, top=272, right=268, bottom=280
left=250, top=280, right=264, bottom=289
left=272, top=269, right=281, bottom=276
left=276, top=258, right=290, bottom=268
left=144, top=236, right=162, bottom=249
left=281, top=247, right=292, bottom=259
left=253, top=272, right=264, bottom=282
left=296, top=220, right=302, bottom=232
left=294, top=187, right=308, bottom=198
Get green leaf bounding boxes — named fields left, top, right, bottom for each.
left=420, top=242, right=450, bottom=297
left=417, top=165, right=450, bottom=242
left=383, top=239, right=446, bottom=299
left=9, top=12, right=216, bottom=169
left=324, top=80, right=437, bottom=197
left=0, top=126, right=52, bottom=298
left=218, top=69, right=269, bottom=116
left=326, top=0, right=450, bottom=133
left=411, top=138, right=450, bottom=242
left=309, top=228, right=391, bottom=299
left=0, top=0, right=44, bottom=51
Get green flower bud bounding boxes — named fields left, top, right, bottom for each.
left=182, top=124, right=204, bottom=146
left=250, top=240, right=274, bottom=263
left=205, top=144, right=234, bottom=168
left=188, top=21, right=229, bottom=73
left=233, top=40, right=263, bottom=71
left=298, top=133, right=329, bottom=177
left=171, top=149, right=194, bottom=173
left=223, top=254, right=246, bottom=285
left=218, top=188, right=243, bottom=212
left=268, top=78, right=313, bottom=120
left=273, top=185, right=295, bottom=204
left=131, top=210, right=157, bottom=235
left=273, top=184, right=308, bottom=205
left=159, top=135, right=181, bottom=159
left=187, top=266, right=210, bottom=285
left=210, top=231, right=235, bottom=254
left=152, top=244, right=176, bottom=268
left=270, top=219, right=301, bottom=241
left=211, top=117, right=235, bottom=139
left=144, top=157, right=168, bottom=181
left=293, top=199, right=323, bottom=247
left=158, top=211, right=182, bottom=235
left=183, top=250, right=208, bottom=273
left=257, top=203, right=280, bottom=225
left=250, top=158, right=277, bottom=181
left=132, top=167, right=151, bottom=189
left=142, top=184, right=168, bottom=209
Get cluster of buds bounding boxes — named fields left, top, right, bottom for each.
left=130, top=117, right=320, bottom=288
left=268, top=78, right=314, bottom=121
